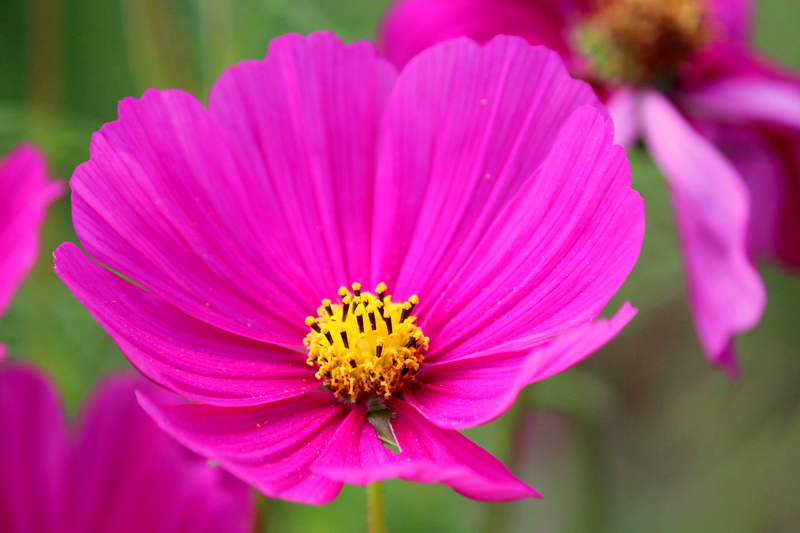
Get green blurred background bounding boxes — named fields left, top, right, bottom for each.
left=1, top=0, right=799, bottom=531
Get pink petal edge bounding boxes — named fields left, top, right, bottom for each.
left=54, top=242, right=318, bottom=407
left=315, top=400, right=539, bottom=501
left=406, top=303, right=637, bottom=429
left=137, top=391, right=348, bottom=505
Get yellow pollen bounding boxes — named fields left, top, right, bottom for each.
left=303, top=283, right=429, bottom=403
left=577, top=0, right=710, bottom=86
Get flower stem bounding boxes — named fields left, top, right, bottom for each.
left=29, top=0, right=64, bottom=113
left=253, top=493, right=269, bottom=532
left=367, top=482, right=387, bottom=533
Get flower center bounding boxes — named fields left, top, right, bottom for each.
left=304, top=283, right=428, bottom=403
left=576, top=0, right=710, bottom=86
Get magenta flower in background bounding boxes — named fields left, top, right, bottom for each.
left=0, top=145, right=62, bottom=361
left=54, top=32, right=644, bottom=504
left=0, top=363, right=253, bottom=532
left=380, top=0, right=799, bottom=376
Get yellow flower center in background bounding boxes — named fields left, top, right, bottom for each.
left=577, top=0, right=710, bottom=86
left=304, top=283, right=429, bottom=403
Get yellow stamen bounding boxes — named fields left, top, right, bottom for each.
left=304, top=283, right=429, bottom=403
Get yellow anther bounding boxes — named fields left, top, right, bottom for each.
left=376, top=282, right=387, bottom=296
left=303, top=283, right=429, bottom=403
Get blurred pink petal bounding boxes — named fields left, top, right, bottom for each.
left=681, top=52, right=800, bottom=268
left=684, top=77, right=800, bottom=129
left=71, top=374, right=252, bottom=533
left=380, top=0, right=592, bottom=69
left=641, top=91, right=765, bottom=375
left=57, top=33, right=642, bottom=503
left=705, top=0, right=754, bottom=42
left=0, top=145, right=62, bottom=317
left=0, top=365, right=254, bottom=532
left=606, top=87, right=640, bottom=147
left=0, top=365, right=70, bottom=533
left=693, top=122, right=785, bottom=260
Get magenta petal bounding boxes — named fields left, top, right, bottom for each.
left=72, top=88, right=310, bottom=345
left=706, top=0, right=753, bottom=42
left=208, top=32, right=397, bottom=294
left=138, top=392, right=347, bottom=505
left=371, top=36, right=636, bottom=354
left=606, top=87, right=640, bottom=148
left=680, top=47, right=800, bottom=269
left=54, top=243, right=318, bottom=406
left=406, top=304, right=636, bottom=429
left=641, top=90, right=766, bottom=372
left=379, top=0, right=591, bottom=69
left=694, top=121, right=786, bottom=260
left=683, top=76, right=800, bottom=130
left=316, top=400, right=539, bottom=501
left=388, top=102, right=641, bottom=360
left=0, top=364, right=69, bottom=533
left=373, top=35, right=603, bottom=296
left=0, top=145, right=62, bottom=316
left=71, top=374, right=253, bottom=533
left=728, top=128, right=800, bottom=269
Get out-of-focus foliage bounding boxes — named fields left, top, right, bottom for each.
left=0, top=0, right=798, bottom=531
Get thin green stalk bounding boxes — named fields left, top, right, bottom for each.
left=28, top=0, right=64, bottom=112
left=367, top=482, right=387, bottom=533
left=574, top=419, right=610, bottom=533
left=254, top=493, right=269, bottom=532
left=481, top=387, right=532, bottom=533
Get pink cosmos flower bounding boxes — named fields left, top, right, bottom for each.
left=0, top=364, right=253, bottom=532
left=380, top=0, right=797, bottom=377
left=0, top=145, right=62, bottom=361
left=54, top=32, right=644, bottom=504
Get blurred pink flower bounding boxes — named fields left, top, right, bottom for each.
left=380, top=0, right=798, bottom=376
left=54, top=32, right=643, bottom=504
left=0, top=364, right=253, bottom=533
left=0, top=145, right=62, bottom=361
